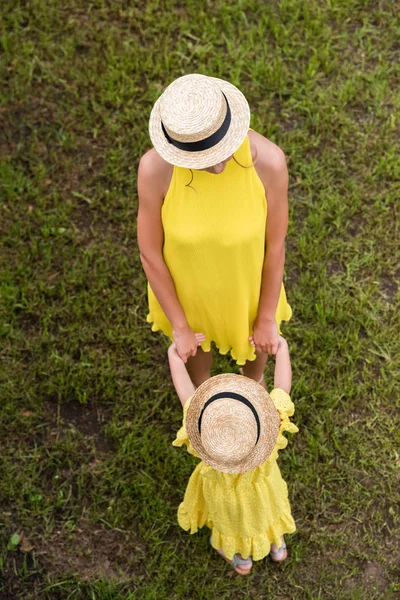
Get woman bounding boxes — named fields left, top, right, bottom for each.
left=137, top=74, right=292, bottom=387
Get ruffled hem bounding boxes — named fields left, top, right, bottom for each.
left=146, top=313, right=173, bottom=337
left=146, top=314, right=292, bottom=367
left=178, top=504, right=295, bottom=561
left=172, top=428, right=199, bottom=458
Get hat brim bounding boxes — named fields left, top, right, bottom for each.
left=186, top=374, right=280, bottom=474
left=149, top=77, right=251, bottom=169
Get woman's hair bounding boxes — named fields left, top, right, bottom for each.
left=185, top=146, right=258, bottom=193
left=232, top=145, right=258, bottom=169
left=185, top=169, right=196, bottom=193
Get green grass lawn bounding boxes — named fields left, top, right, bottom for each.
left=1, top=0, right=399, bottom=598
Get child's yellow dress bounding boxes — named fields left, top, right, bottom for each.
left=173, top=388, right=298, bottom=561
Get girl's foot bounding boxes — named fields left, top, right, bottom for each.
left=216, top=547, right=253, bottom=575
left=270, top=537, right=287, bottom=562
left=211, top=539, right=252, bottom=575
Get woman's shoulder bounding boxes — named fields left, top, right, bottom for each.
left=139, top=147, right=174, bottom=177
left=248, top=130, right=287, bottom=175
left=138, top=148, right=174, bottom=198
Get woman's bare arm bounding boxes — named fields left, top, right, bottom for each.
left=249, top=131, right=289, bottom=355
left=137, top=150, right=201, bottom=362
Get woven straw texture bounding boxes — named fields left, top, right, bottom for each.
left=149, top=74, right=250, bottom=169
left=186, top=374, right=280, bottom=474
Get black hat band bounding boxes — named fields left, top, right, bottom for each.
left=161, top=93, right=232, bottom=153
left=198, top=391, right=261, bottom=445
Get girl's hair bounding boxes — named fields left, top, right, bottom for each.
left=185, top=146, right=258, bottom=193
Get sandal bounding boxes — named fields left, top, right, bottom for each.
left=270, top=537, right=287, bottom=562
left=211, top=538, right=252, bottom=575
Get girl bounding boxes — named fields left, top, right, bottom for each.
left=168, top=333, right=298, bottom=575
left=138, top=74, right=292, bottom=388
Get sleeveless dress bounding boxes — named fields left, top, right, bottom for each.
left=173, top=388, right=298, bottom=561
left=147, top=135, right=292, bottom=365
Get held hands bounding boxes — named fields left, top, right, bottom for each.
left=249, top=318, right=279, bottom=355
left=172, top=327, right=206, bottom=363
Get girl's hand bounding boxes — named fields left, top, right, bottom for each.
left=249, top=318, right=279, bottom=355
left=172, top=328, right=205, bottom=363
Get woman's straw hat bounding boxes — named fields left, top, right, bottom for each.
left=149, top=74, right=250, bottom=169
left=186, top=374, right=280, bottom=474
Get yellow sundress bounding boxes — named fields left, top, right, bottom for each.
left=147, top=134, right=292, bottom=365
left=172, top=388, right=298, bottom=561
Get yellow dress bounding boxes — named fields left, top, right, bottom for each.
left=147, top=135, right=292, bottom=365
left=172, top=388, right=298, bottom=561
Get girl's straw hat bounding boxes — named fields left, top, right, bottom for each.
left=186, top=374, right=280, bottom=474
left=149, top=74, right=250, bottom=169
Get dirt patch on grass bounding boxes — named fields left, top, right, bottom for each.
left=43, top=400, right=113, bottom=453
left=379, top=272, right=399, bottom=302
left=343, top=560, right=389, bottom=595
left=326, top=259, right=345, bottom=277
left=362, top=561, right=388, bottom=591
left=34, top=519, right=146, bottom=581
left=1, top=522, right=146, bottom=596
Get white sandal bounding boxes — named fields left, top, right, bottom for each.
left=270, top=537, right=287, bottom=562
left=211, top=538, right=252, bottom=575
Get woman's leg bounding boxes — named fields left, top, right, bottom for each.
left=186, top=348, right=213, bottom=388
left=241, top=351, right=268, bottom=388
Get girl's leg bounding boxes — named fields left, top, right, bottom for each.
left=241, top=351, right=268, bottom=388
left=186, top=347, right=213, bottom=388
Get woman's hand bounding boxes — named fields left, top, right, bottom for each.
left=172, top=327, right=205, bottom=363
left=249, top=318, right=279, bottom=355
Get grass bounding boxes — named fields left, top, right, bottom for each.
left=1, top=0, right=400, bottom=598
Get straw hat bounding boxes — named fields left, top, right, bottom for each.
left=186, top=374, right=280, bottom=474
left=149, top=74, right=250, bottom=169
